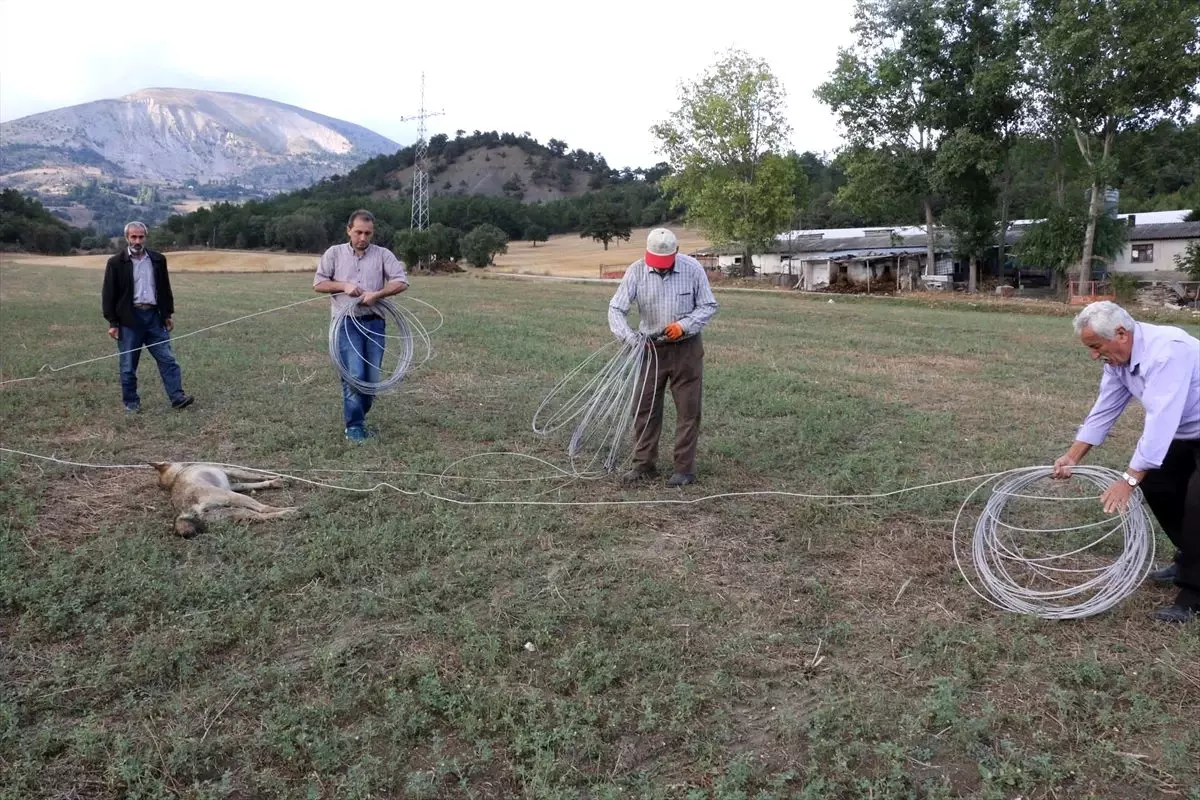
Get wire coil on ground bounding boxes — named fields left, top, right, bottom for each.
left=328, top=298, right=434, bottom=395
left=952, top=466, right=1155, bottom=620
left=533, top=334, right=657, bottom=474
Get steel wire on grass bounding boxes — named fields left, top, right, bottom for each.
left=533, top=333, right=659, bottom=475
left=952, top=466, right=1155, bottom=620
left=327, top=298, right=436, bottom=395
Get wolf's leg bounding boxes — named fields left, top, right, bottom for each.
left=222, top=466, right=284, bottom=483
left=196, top=492, right=278, bottom=515
left=229, top=479, right=284, bottom=492
left=223, top=506, right=300, bottom=522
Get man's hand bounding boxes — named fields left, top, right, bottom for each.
left=359, top=291, right=378, bottom=306
left=341, top=282, right=363, bottom=298
left=164, top=317, right=174, bottom=332
left=1051, top=454, right=1079, bottom=479
left=107, top=327, right=119, bottom=341
left=663, top=321, right=684, bottom=341
left=1100, top=479, right=1136, bottom=514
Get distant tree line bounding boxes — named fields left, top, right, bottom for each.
left=0, top=189, right=99, bottom=254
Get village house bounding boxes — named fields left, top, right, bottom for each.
left=709, top=210, right=1197, bottom=292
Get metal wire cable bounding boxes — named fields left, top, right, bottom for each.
left=327, top=298, right=435, bottom=395
left=0, top=449, right=1159, bottom=620
left=951, top=466, right=1155, bottom=620
left=532, top=334, right=659, bottom=474
left=0, top=295, right=330, bottom=387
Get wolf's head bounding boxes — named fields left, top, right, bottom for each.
left=149, top=462, right=184, bottom=489
left=173, top=510, right=205, bottom=538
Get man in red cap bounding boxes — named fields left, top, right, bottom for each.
left=608, top=227, right=719, bottom=486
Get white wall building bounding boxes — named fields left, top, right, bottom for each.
left=1107, top=221, right=1200, bottom=275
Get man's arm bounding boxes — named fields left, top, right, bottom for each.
left=313, top=248, right=361, bottom=297
left=1051, top=368, right=1130, bottom=478
left=157, top=254, right=176, bottom=330
left=677, top=267, right=719, bottom=336
left=1128, top=345, right=1193, bottom=472
left=1074, top=368, right=1133, bottom=448
left=102, top=258, right=120, bottom=338
left=361, top=251, right=409, bottom=305
left=361, top=279, right=409, bottom=305
left=607, top=267, right=638, bottom=343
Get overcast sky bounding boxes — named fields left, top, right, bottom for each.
left=0, top=0, right=858, bottom=168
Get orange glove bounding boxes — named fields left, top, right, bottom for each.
left=663, top=321, right=684, bottom=341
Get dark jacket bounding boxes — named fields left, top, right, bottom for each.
left=102, top=248, right=175, bottom=328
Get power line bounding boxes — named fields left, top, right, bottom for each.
left=399, top=73, right=445, bottom=239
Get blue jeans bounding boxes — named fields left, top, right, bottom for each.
left=118, top=308, right=185, bottom=407
left=336, top=314, right=385, bottom=429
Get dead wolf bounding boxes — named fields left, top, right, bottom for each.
left=150, top=462, right=299, bottom=537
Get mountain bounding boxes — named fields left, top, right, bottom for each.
left=0, top=88, right=401, bottom=194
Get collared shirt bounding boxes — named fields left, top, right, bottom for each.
left=314, top=243, right=409, bottom=317
left=608, top=253, right=719, bottom=343
left=1076, top=321, right=1200, bottom=471
left=130, top=248, right=156, bottom=306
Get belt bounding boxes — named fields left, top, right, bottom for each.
left=133, top=303, right=157, bottom=310
left=355, top=313, right=383, bottom=322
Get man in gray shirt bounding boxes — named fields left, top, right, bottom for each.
left=609, top=228, right=719, bottom=486
left=314, top=209, right=409, bottom=442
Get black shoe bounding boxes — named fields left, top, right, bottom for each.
left=622, top=467, right=657, bottom=485
left=1150, top=603, right=1197, bottom=624
left=1148, top=563, right=1180, bottom=584
left=665, top=472, right=696, bottom=487
left=171, top=395, right=195, bottom=409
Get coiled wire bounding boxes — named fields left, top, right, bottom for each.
left=328, top=297, right=436, bottom=395
left=533, top=334, right=659, bottom=474
left=952, top=466, right=1155, bottom=620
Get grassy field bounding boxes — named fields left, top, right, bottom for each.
left=490, top=227, right=711, bottom=278
left=1, top=262, right=1198, bottom=799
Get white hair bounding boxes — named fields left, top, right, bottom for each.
left=123, top=221, right=148, bottom=237
left=1072, top=300, right=1135, bottom=339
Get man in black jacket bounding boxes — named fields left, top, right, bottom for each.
left=101, top=221, right=194, bottom=412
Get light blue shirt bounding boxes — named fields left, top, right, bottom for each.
left=607, top=253, right=719, bottom=343
left=130, top=249, right=156, bottom=305
left=1076, top=321, right=1200, bottom=471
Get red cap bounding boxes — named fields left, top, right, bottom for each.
left=645, top=227, right=678, bottom=269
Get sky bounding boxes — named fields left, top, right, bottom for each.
left=0, top=0, right=858, bottom=169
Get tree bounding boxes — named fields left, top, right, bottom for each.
left=1175, top=241, right=1200, bottom=279
left=817, top=0, right=952, bottom=277
left=1027, top=0, right=1200, bottom=287
left=1014, top=204, right=1128, bottom=283
left=652, top=48, right=800, bottom=276
left=426, top=222, right=462, bottom=261
left=502, top=173, right=526, bottom=200
left=580, top=202, right=632, bottom=250
left=392, top=228, right=432, bottom=268
left=269, top=213, right=326, bottom=252
left=461, top=223, right=509, bottom=267
left=932, top=0, right=1024, bottom=293
left=525, top=223, right=548, bottom=247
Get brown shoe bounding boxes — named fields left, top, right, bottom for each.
left=621, top=467, right=657, bottom=485
left=665, top=472, right=696, bottom=487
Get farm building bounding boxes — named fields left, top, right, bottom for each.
left=712, top=211, right=1197, bottom=291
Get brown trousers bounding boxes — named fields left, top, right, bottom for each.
left=632, top=334, right=704, bottom=474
